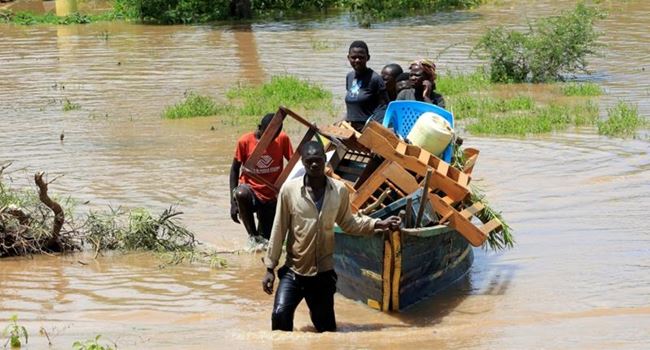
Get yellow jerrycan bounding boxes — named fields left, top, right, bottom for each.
left=407, top=112, right=454, bottom=157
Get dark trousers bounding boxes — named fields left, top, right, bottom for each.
left=272, top=266, right=337, bottom=332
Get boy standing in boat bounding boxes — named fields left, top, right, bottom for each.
left=262, top=141, right=400, bottom=332
left=229, top=113, right=294, bottom=244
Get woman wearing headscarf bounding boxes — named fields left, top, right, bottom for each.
left=396, top=59, right=445, bottom=108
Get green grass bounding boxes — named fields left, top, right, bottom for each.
left=437, top=69, right=609, bottom=136
left=63, top=98, right=81, bottom=111
left=310, top=38, right=340, bottom=51
left=597, top=101, right=645, bottom=137
left=437, top=68, right=492, bottom=96
left=226, top=75, right=333, bottom=117
left=561, top=82, right=603, bottom=96
left=0, top=10, right=121, bottom=25
left=466, top=102, right=599, bottom=136
left=162, top=92, right=227, bottom=119
left=162, top=76, right=333, bottom=121
left=449, top=94, right=535, bottom=120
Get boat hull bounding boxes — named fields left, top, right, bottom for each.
left=334, top=225, right=473, bottom=311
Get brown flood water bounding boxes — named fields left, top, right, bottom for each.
left=1, top=0, right=649, bottom=348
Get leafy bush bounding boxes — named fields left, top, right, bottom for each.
left=474, top=3, right=604, bottom=83
left=114, top=0, right=230, bottom=24
left=597, top=101, right=644, bottom=137
left=347, top=0, right=482, bottom=26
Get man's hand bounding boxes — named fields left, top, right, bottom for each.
left=375, top=216, right=401, bottom=231
left=262, top=270, right=275, bottom=295
left=230, top=202, right=240, bottom=224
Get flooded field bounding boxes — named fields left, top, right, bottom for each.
left=1, top=0, right=649, bottom=348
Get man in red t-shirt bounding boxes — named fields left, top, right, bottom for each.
left=229, top=113, right=294, bottom=242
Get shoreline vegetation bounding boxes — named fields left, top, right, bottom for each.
left=0, top=0, right=484, bottom=25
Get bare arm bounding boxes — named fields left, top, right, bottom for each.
left=229, top=159, right=241, bottom=202
left=229, top=159, right=241, bottom=223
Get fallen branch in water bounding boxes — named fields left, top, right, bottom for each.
left=1, top=171, right=78, bottom=257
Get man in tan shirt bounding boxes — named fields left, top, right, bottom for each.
left=262, top=141, right=400, bottom=332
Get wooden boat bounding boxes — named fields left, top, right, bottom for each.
left=334, top=225, right=473, bottom=311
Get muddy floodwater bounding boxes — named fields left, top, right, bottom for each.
left=1, top=0, right=649, bottom=348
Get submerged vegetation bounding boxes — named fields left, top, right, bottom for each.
left=561, top=82, right=603, bottom=96
left=72, top=335, right=116, bottom=350
left=438, top=68, right=602, bottom=136
left=162, top=92, right=225, bottom=119
left=225, top=75, right=333, bottom=117
left=63, top=98, right=81, bottom=111
left=473, top=3, right=605, bottom=83
left=598, top=101, right=645, bottom=138
left=2, top=315, right=28, bottom=349
left=162, top=76, right=333, bottom=121
left=0, top=164, right=226, bottom=267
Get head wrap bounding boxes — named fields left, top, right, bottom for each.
left=409, top=59, right=437, bottom=82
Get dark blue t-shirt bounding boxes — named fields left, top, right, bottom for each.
left=345, top=68, right=387, bottom=122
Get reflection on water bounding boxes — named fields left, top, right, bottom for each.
left=55, top=0, right=77, bottom=16
left=0, top=0, right=649, bottom=348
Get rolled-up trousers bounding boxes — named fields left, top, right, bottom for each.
left=271, top=266, right=337, bottom=332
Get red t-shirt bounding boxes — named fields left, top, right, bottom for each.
left=235, top=131, right=294, bottom=203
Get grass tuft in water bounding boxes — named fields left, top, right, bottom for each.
left=63, top=98, right=81, bottom=111
left=162, top=91, right=227, bottom=119
left=226, top=75, right=333, bottom=117
left=466, top=102, right=599, bottom=136
left=561, top=82, right=603, bottom=96
left=73, top=335, right=115, bottom=350
left=597, top=101, right=644, bottom=137
left=437, top=68, right=492, bottom=96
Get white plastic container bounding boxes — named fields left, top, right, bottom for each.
left=407, top=112, right=454, bottom=157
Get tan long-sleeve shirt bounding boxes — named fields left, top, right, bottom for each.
left=264, top=176, right=380, bottom=276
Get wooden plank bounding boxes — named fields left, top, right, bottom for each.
left=428, top=193, right=489, bottom=247
left=391, top=230, right=402, bottom=311
left=481, top=218, right=503, bottom=235
left=459, top=202, right=485, bottom=219
left=382, top=238, right=393, bottom=312
left=273, top=128, right=316, bottom=190
left=436, top=161, right=449, bottom=176
left=350, top=160, right=392, bottom=209
left=463, top=148, right=480, bottom=175
left=242, top=109, right=285, bottom=175
left=457, top=172, right=470, bottom=187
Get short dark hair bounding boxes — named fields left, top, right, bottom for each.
left=301, top=140, right=326, bottom=158
left=349, top=40, right=369, bottom=56
left=383, top=63, right=403, bottom=77
left=396, top=72, right=410, bottom=82
left=259, top=113, right=275, bottom=129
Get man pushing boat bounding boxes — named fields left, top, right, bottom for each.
left=262, top=141, right=401, bottom=332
